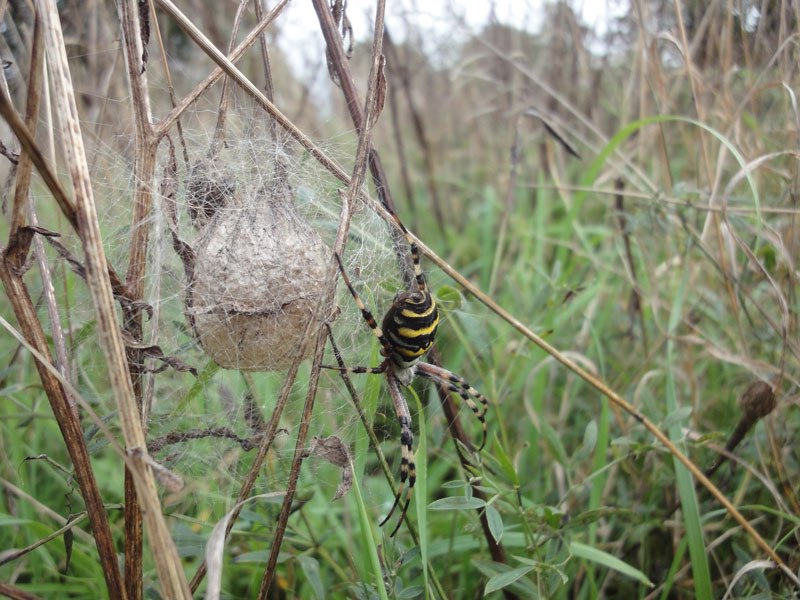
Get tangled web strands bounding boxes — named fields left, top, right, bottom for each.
left=83, top=109, right=411, bottom=513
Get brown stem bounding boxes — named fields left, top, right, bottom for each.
left=0, top=582, right=42, bottom=600
left=0, top=85, right=132, bottom=302
left=117, top=1, right=159, bottom=596
left=259, top=4, right=387, bottom=595
left=40, top=0, right=189, bottom=595
left=383, top=30, right=445, bottom=235
left=313, top=0, right=514, bottom=581
left=427, top=348, right=511, bottom=573
left=0, top=233, right=126, bottom=599
left=614, top=178, right=649, bottom=354
left=311, top=0, right=399, bottom=222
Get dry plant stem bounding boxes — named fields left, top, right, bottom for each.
left=427, top=347, right=510, bottom=574
left=9, top=7, right=43, bottom=238
left=325, top=326, right=403, bottom=515
left=0, top=241, right=126, bottom=599
left=0, top=91, right=133, bottom=300
left=259, top=3, right=387, bottom=595
left=209, top=0, right=249, bottom=157
left=674, top=0, right=745, bottom=356
left=0, top=9, right=124, bottom=598
left=252, top=0, right=275, bottom=101
left=0, top=582, right=41, bottom=600
left=153, top=0, right=289, bottom=139
left=117, top=1, right=160, bottom=596
left=19, top=27, right=75, bottom=416
left=614, top=179, right=649, bottom=354
left=489, top=123, right=522, bottom=296
left=0, top=511, right=89, bottom=567
left=13, top=8, right=73, bottom=417
left=2, top=468, right=97, bottom=547
left=766, top=418, right=800, bottom=516
left=383, top=30, right=445, bottom=234
left=252, top=0, right=281, bottom=145
left=384, top=58, right=417, bottom=226
left=314, top=0, right=512, bottom=573
left=147, top=0, right=189, bottom=164
left=39, top=0, right=190, bottom=596
left=311, top=0, right=398, bottom=218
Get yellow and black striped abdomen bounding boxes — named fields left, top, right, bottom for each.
left=382, top=290, right=439, bottom=368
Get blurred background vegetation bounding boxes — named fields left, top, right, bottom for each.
left=1, top=0, right=799, bottom=598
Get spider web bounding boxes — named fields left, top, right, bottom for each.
left=39, top=82, right=419, bottom=522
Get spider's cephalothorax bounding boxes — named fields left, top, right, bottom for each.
left=322, top=211, right=489, bottom=537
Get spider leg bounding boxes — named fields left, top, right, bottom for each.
left=319, top=364, right=387, bottom=375
left=415, top=362, right=489, bottom=451
left=334, top=253, right=394, bottom=353
left=385, top=210, right=427, bottom=293
left=380, top=372, right=415, bottom=537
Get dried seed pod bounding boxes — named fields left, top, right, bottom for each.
left=738, top=380, right=776, bottom=422
left=185, top=183, right=330, bottom=371
left=185, top=158, right=236, bottom=229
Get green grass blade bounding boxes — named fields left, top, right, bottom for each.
left=409, top=387, right=430, bottom=597
left=349, top=456, right=389, bottom=600
left=579, top=115, right=760, bottom=212
left=170, top=360, right=219, bottom=417
left=570, top=542, right=653, bottom=588
left=665, top=261, right=712, bottom=599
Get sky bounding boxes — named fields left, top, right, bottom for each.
left=275, top=0, right=630, bottom=75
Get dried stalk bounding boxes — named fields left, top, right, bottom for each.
left=311, top=0, right=513, bottom=574
left=154, top=0, right=290, bottom=139
left=258, top=5, right=387, bottom=595
left=38, top=0, right=190, bottom=597
left=116, top=0, right=157, bottom=597
left=0, top=9, right=124, bottom=598
left=0, top=232, right=126, bottom=599
left=383, top=30, right=445, bottom=234
left=11, top=6, right=74, bottom=418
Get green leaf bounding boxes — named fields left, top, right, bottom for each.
left=485, top=504, right=503, bottom=543
left=297, top=555, right=324, bottom=600
left=665, top=265, right=712, bottom=599
left=170, top=360, right=219, bottom=417
left=435, top=285, right=463, bottom=311
left=562, top=507, right=637, bottom=530
left=484, top=565, right=536, bottom=594
left=428, top=496, right=486, bottom=511
left=583, top=419, right=598, bottom=452
left=492, top=433, right=520, bottom=486
left=571, top=419, right=598, bottom=464
left=535, top=416, right=570, bottom=467
left=570, top=542, right=653, bottom=587
left=397, top=585, right=425, bottom=599
left=661, top=405, right=693, bottom=431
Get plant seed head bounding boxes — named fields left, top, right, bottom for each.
left=738, top=380, right=776, bottom=422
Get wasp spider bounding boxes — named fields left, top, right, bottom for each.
left=322, top=210, right=490, bottom=536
